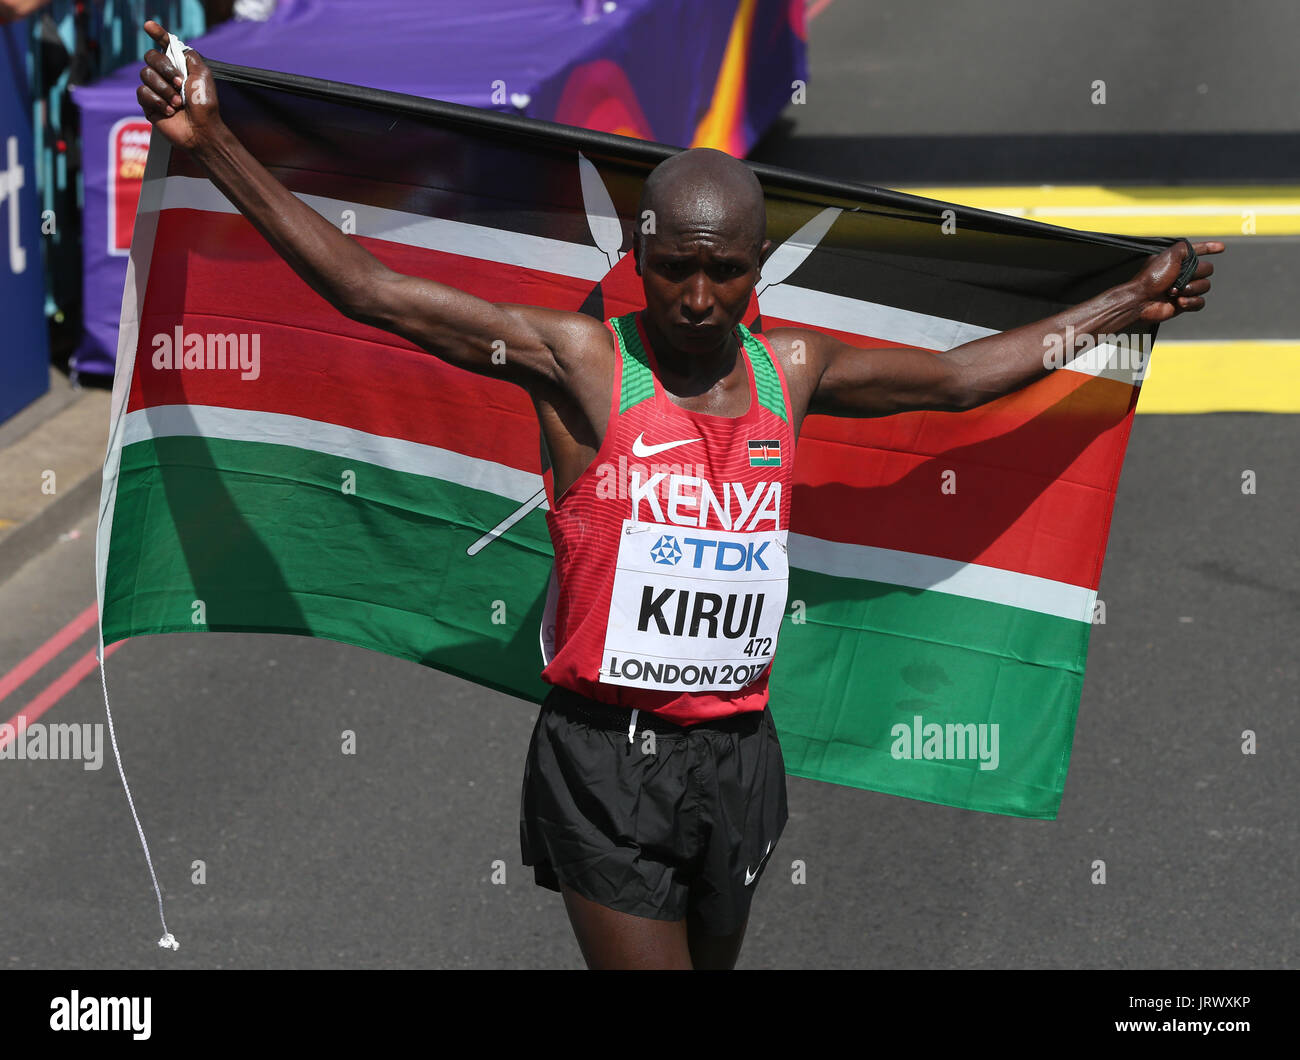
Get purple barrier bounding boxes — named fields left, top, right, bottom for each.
left=70, top=0, right=807, bottom=376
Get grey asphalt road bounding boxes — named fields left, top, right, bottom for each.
left=1, top=0, right=1296, bottom=970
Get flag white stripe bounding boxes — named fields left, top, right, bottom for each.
left=787, top=533, right=1095, bottom=624
left=121, top=404, right=1094, bottom=621
left=121, top=404, right=548, bottom=507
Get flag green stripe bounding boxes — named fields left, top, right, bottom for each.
left=103, top=436, right=556, bottom=702
left=771, top=566, right=1090, bottom=818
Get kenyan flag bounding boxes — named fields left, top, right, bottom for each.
left=748, top=439, right=782, bottom=466
left=97, top=62, right=1179, bottom=818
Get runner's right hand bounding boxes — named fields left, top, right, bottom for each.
left=136, top=19, right=222, bottom=152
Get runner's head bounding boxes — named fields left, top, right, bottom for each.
left=633, top=148, right=770, bottom=355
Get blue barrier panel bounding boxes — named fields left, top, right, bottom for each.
left=1, top=17, right=49, bottom=425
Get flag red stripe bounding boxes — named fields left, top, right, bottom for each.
left=791, top=369, right=1134, bottom=587
left=128, top=210, right=617, bottom=471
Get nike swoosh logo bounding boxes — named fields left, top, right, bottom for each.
left=632, top=432, right=702, bottom=458
left=744, top=840, right=774, bottom=886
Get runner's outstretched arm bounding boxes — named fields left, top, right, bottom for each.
left=770, top=239, right=1224, bottom=419
left=135, top=19, right=576, bottom=392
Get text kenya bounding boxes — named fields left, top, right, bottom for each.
left=629, top=471, right=781, bottom=531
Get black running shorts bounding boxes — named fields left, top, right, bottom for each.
left=519, top=683, right=789, bottom=937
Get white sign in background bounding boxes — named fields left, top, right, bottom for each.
left=2, top=135, right=27, bottom=274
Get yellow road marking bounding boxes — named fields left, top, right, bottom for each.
left=1138, top=341, right=1300, bottom=412
left=892, top=185, right=1300, bottom=237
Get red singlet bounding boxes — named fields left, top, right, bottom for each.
left=539, top=310, right=796, bottom=725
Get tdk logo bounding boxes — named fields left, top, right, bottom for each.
left=649, top=535, right=681, bottom=565
left=682, top=537, right=769, bottom=572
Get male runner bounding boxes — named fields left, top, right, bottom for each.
left=135, top=20, right=1222, bottom=970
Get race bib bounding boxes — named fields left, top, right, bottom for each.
left=600, top=518, right=788, bottom=692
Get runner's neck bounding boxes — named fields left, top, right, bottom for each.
left=637, top=310, right=743, bottom=397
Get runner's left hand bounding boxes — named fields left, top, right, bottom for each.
left=1128, top=240, right=1225, bottom=322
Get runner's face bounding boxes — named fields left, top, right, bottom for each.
left=636, top=215, right=761, bottom=357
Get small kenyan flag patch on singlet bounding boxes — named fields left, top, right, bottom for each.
left=748, top=439, right=782, bottom=466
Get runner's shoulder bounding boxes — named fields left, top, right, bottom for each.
left=493, top=304, right=615, bottom=390
left=759, top=326, right=830, bottom=371
left=754, top=327, right=828, bottom=420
